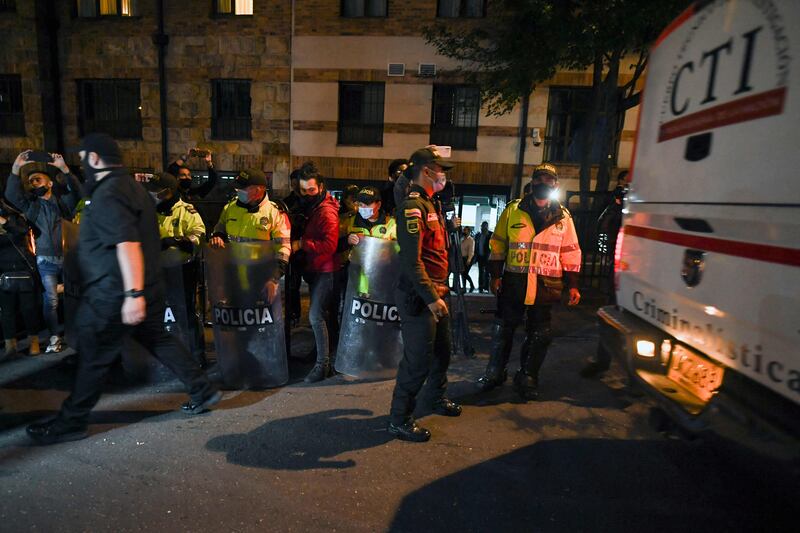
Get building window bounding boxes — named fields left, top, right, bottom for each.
left=544, top=86, right=623, bottom=164
left=211, top=79, right=252, bottom=140
left=214, top=0, right=253, bottom=16
left=0, top=75, right=24, bottom=136
left=0, top=0, right=17, bottom=13
left=76, top=0, right=137, bottom=17
left=77, top=79, right=142, bottom=139
left=437, top=0, right=485, bottom=18
left=337, top=82, right=385, bottom=146
left=430, top=85, right=480, bottom=150
left=341, top=0, right=387, bottom=17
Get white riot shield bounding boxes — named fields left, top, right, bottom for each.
left=335, top=236, right=403, bottom=379
left=61, top=220, right=81, bottom=348
left=204, top=241, right=288, bottom=389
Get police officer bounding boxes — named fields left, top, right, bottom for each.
left=475, top=163, right=581, bottom=400
left=209, top=168, right=291, bottom=304
left=143, top=172, right=207, bottom=365
left=26, top=133, right=221, bottom=445
left=346, top=186, right=397, bottom=245
left=388, top=147, right=462, bottom=443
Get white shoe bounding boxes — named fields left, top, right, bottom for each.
left=46, top=335, right=65, bottom=354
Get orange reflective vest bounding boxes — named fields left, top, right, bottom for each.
left=489, top=199, right=581, bottom=304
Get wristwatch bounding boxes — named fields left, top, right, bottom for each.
left=124, top=289, right=145, bottom=299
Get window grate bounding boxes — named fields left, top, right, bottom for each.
left=0, top=74, right=24, bottom=136
left=211, top=79, right=252, bottom=140
left=341, top=0, right=387, bottom=18
left=214, top=0, right=253, bottom=16
left=338, top=82, right=385, bottom=146
left=387, top=63, right=405, bottom=77
left=437, top=0, right=485, bottom=18
left=430, top=85, right=480, bottom=151
left=418, top=63, right=437, bottom=77
left=77, top=79, right=142, bottom=139
left=0, top=0, right=17, bottom=12
left=76, top=0, right=136, bottom=17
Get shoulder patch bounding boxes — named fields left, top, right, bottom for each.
left=404, top=208, right=422, bottom=219
left=408, top=192, right=420, bottom=198
left=259, top=216, right=271, bottom=227
left=185, top=206, right=198, bottom=214
left=427, top=212, right=438, bottom=222
left=406, top=218, right=420, bottom=234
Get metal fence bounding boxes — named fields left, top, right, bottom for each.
left=565, top=191, right=615, bottom=292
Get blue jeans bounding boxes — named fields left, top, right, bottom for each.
left=303, top=272, right=334, bottom=363
left=37, top=257, right=63, bottom=336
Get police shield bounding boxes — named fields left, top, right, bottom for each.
left=335, top=236, right=403, bottom=379
left=61, top=220, right=81, bottom=348
left=204, top=241, right=288, bottom=389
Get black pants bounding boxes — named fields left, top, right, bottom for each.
left=181, top=261, right=205, bottom=364
left=59, top=292, right=214, bottom=425
left=0, top=288, right=40, bottom=341
left=476, top=256, right=489, bottom=291
left=390, top=288, right=452, bottom=424
left=461, top=259, right=475, bottom=291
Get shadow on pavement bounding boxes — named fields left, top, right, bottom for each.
left=206, top=408, right=392, bottom=470
left=388, top=438, right=796, bottom=533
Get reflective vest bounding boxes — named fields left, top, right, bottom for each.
left=157, top=199, right=206, bottom=246
left=346, top=214, right=397, bottom=240
left=489, top=199, right=582, bottom=305
left=213, top=196, right=292, bottom=263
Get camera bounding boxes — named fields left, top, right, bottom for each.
left=27, top=151, right=54, bottom=163
left=531, top=128, right=543, bottom=147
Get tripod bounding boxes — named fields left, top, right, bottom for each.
left=447, top=223, right=475, bottom=359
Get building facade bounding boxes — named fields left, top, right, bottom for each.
left=0, top=0, right=639, bottom=198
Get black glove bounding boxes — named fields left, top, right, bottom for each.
left=161, top=237, right=178, bottom=250
left=176, top=237, right=195, bottom=254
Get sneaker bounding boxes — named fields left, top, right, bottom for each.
left=304, top=361, right=331, bottom=383
left=46, top=335, right=65, bottom=354
left=181, top=389, right=223, bottom=415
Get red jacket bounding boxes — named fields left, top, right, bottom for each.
left=300, top=193, right=340, bottom=273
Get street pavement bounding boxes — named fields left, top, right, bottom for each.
left=0, top=293, right=795, bottom=532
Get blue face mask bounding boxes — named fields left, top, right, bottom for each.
left=236, top=189, right=250, bottom=204
left=358, top=206, right=375, bottom=219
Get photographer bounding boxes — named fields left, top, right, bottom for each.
left=167, top=147, right=219, bottom=202
left=0, top=200, right=41, bottom=358
left=6, top=150, right=82, bottom=354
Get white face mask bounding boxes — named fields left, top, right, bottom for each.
left=358, top=206, right=375, bottom=219
left=425, top=168, right=447, bottom=193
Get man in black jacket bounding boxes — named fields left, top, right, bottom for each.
left=167, top=147, right=219, bottom=202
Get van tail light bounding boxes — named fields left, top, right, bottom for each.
left=614, top=228, right=625, bottom=290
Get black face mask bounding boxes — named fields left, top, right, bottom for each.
left=532, top=182, right=554, bottom=201
left=32, top=186, right=49, bottom=197
left=178, top=180, right=192, bottom=191
left=300, top=192, right=322, bottom=208
left=81, top=160, right=115, bottom=196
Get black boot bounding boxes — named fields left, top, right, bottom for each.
left=476, top=321, right=514, bottom=392
left=305, top=358, right=331, bottom=383
left=388, top=419, right=431, bottom=442
left=514, top=325, right=551, bottom=402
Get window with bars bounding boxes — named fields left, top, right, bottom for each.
left=341, top=0, right=387, bottom=17
left=76, top=0, right=137, bottom=17
left=214, top=0, right=253, bottom=15
left=0, top=75, right=25, bottom=136
left=77, top=79, right=142, bottom=138
left=211, top=79, right=252, bottom=140
left=437, top=0, right=485, bottom=18
left=0, top=0, right=17, bottom=12
left=430, top=85, right=480, bottom=150
left=338, top=82, right=385, bottom=146
left=544, top=86, right=623, bottom=165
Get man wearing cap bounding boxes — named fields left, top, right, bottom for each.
left=388, top=147, right=461, bottom=443
left=346, top=186, right=397, bottom=244
left=475, top=163, right=581, bottom=400
left=167, top=146, right=219, bottom=203
left=209, top=168, right=291, bottom=307
left=26, top=133, right=220, bottom=445
left=143, top=172, right=207, bottom=365
left=7, top=150, right=83, bottom=354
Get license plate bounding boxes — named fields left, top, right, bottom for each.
left=667, top=345, right=725, bottom=403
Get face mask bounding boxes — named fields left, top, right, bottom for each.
left=532, top=182, right=554, bottom=201
left=179, top=180, right=192, bottom=191
left=81, top=158, right=114, bottom=196
left=358, top=206, right=374, bottom=219
left=425, top=168, right=447, bottom=193
left=32, top=186, right=49, bottom=197
left=236, top=189, right=251, bottom=204
left=148, top=191, right=161, bottom=204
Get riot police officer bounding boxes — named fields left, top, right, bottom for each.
left=475, top=163, right=582, bottom=400
left=209, top=168, right=291, bottom=304
left=143, top=172, right=207, bottom=364
left=388, top=147, right=462, bottom=443
left=346, top=186, right=397, bottom=244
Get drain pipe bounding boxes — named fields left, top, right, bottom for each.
left=512, top=93, right=530, bottom=199
left=153, top=0, right=169, bottom=170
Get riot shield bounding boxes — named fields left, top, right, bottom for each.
left=204, top=241, right=288, bottom=389
left=335, top=236, right=403, bottom=379
left=61, top=220, right=81, bottom=348
left=122, top=248, right=195, bottom=383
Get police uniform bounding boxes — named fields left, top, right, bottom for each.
left=157, top=199, right=205, bottom=247
left=388, top=147, right=461, bottom=442
left=477, top=163, right=581, bottom=398
left=346, top=212, right=397, bottom=240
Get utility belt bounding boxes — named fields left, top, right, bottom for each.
left=397, top=276, right=449, bottom=317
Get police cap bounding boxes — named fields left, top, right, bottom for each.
left=142, top=172, right=178, bottom=193
left=356, top=186, right=381, bottom=204
left=532, top=162, right=559, bottom=181
left=234, top=168, right=268, bottom=188
left=407, top=146, right=454, bottom=171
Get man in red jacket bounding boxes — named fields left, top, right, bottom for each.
left=292, top=162, right=340, bottom=382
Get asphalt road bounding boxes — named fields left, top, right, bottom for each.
left=0, top=294, right=795, bottom=532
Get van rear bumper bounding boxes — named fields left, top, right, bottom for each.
left=598, top=305, right=800, bottom=466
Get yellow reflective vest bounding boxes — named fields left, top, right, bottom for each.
left=489, top=199, right=581, bottom=304
left=157, top=199, right=206, bottom=246
left=346, top=214, right=397, bottom=240
left=213, top=196, right=291, bottom=263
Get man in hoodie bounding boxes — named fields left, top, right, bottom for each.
left=292, top=162, right=340, bottom=383
left=7, top=150, right=83, bottom=354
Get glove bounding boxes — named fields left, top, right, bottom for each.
left=176, top=237, right=195, bottom=254
left=161, top=237, right=178, bottom=250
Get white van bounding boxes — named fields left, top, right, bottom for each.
left=598, top=0, right=800, bottom=463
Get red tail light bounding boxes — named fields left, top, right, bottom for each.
left=614, top=227, right=625, bottom=290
